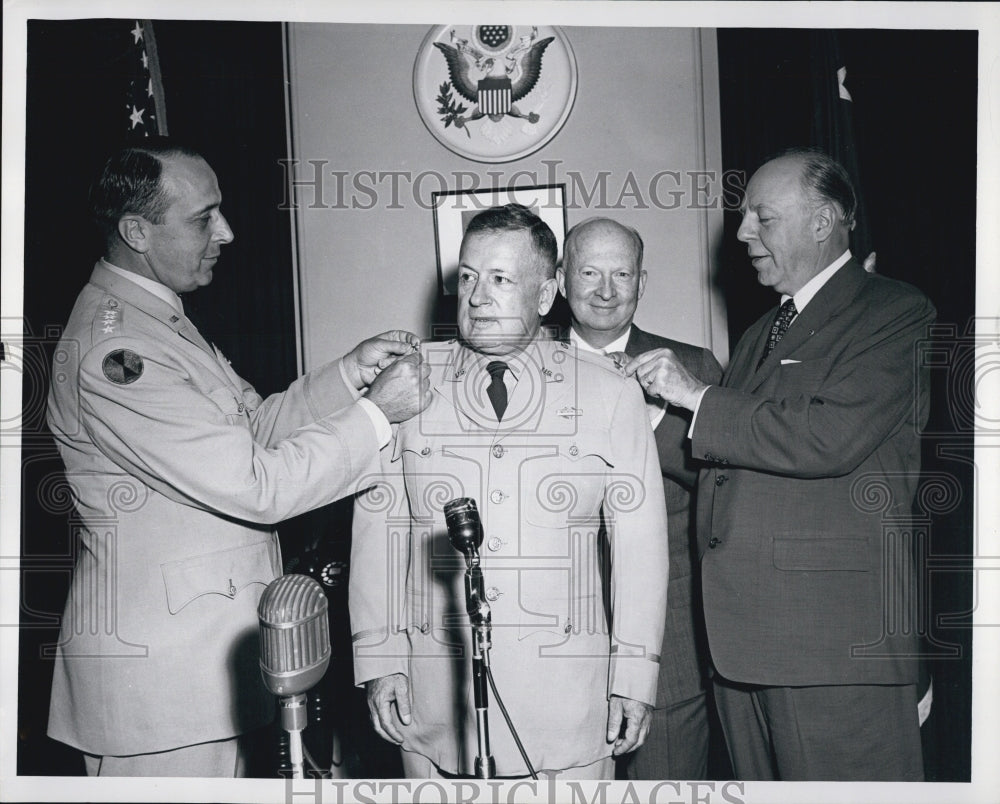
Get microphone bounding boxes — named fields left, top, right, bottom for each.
left=258, top=573, right=330, bottom=778
left=444, top=497, right=483, bottom=566
left=258, top=573, right=331, bottom=696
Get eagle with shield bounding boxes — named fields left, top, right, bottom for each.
left=433, top=26, right=554, bottom=137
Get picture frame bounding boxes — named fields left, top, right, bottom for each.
left=432, top=183, right=567, bottom=295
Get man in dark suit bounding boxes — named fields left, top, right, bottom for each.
left=626, top=148, right=935, bottom=780
left=557, top=217, right=722, bottom=779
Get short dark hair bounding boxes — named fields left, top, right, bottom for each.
left=462, top=203, right=558, bottom=278
left=776, top=146, right=858, bottom=230
left=90, top=138, right=205, bottom=240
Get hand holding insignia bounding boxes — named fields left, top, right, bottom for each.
left=344, top=330, right=421, bottom=389
left=624, top=347, right=708, bottom=411
left=366, top=351, right=432, bottom=424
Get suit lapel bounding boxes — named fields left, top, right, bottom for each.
left=745, top=260, right=867, bottom=393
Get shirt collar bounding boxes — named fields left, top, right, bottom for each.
left=784, top=250, right=852, bottom=314
left=569, top=325, right=632, bottom=355
left=101, top=259, right=184, bottom=316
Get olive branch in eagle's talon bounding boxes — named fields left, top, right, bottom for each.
left=436, top=82, right=472, bottom=137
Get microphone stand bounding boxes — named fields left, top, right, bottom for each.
left=463, top=549, right=496, bottom=779
left=280, top=693, right=308, bottom=779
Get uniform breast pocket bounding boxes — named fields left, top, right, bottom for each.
left=207, top=386, right=251, bottom=427
left=395, top=438, right=482, bottom=522
left=521, top=430, right=613, bottom=529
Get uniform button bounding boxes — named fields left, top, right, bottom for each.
left=420, top=447, right=431, bottom=456
left=715, top=474, right=728, bottom=486
left=568, top=445, right=579, bottom=457
left=564, top=622, right=572, bottom=634
left=485, top=587, right=502, bottom=602
left=704, top=453, right=713, bottom=461
left=420, top=622, right=430, bottom=634
left=708, top=537, right=721, bottom=549
left=492, top=445, right=505, bottom=459
left=237, top=402, right=246, bottom=413
left=487, top=537, right=504, bottom=552
left=489, top=489, right=505, bottom=504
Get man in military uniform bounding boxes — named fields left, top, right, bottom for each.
left=46, top=140, right=430, bottom=776
left=350, top=204, right=668, bottom=779
left=558, top=217, right=723, bottom=780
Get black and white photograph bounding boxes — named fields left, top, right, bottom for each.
left=1, top=2, right=997, bottom=803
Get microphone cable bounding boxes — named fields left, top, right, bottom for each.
left=486, top=666, right=538, bottom=780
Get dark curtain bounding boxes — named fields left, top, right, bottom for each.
left=717, top=28, right=976, bottom=782
left=19, top=19, right=295, bottom=775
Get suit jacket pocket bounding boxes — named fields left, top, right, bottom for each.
left=773, top=356, right=832, bottom=393
left=161, top=537, right=279, bottom=614
left=772, top=537, right=870, bottom=572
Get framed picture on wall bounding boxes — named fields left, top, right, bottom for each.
left=432, top=183, right=567, bottom=295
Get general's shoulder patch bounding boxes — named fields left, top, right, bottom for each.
left=102, top=349, right=144, bottom=384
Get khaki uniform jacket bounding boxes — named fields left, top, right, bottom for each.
left=349, top=339, right=668, bottom=776
left=47, top=262, right=379, bottom=756
left=625, top=327, right=722, bottom=707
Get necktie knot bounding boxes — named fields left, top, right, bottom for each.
left=757, top=299, right=797, bottom=370
left=486, top=361, right=509, bottom=421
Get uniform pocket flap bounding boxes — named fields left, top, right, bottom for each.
left=161, top=538, right=278, bottom=614
left=772, top=537, right=870, bottom=572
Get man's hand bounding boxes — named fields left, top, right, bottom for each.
left=624, top=348, right=708, bottom=411
left=365, top=673, right=412, bottom=744
left=606, top=695, right=653, bottom=756
left=343, top=330, right=421, bottom=390
left=366, top=352, right=431, bottom=423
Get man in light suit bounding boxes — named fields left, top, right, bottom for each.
left=46, top=140, right=430, bottom=776
left=350, top=204, right=669, bottom=779
left=557, top=217, right=722, bottom=780
left=627, top=148, right=934, bottom=780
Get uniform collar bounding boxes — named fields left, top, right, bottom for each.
left=100, top=259, right=184, bottom=316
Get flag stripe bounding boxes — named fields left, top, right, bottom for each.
left=143, top=19, right=169, bottom=135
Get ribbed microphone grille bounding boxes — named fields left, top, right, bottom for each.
left=258, top=574, right=330, bottom=681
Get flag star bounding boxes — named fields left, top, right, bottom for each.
left=129, top=105, right=146, bottom=129
left=142, top=51, right=148, bottom=69
left=131, top=22, right=144, bottom=44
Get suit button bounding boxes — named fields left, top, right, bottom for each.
left=489, top=489, right=505, bottom=504
left=485, top=587, right=502, bottom=602
left=708, top=537, right=721, bottom=549
left=492, top=445, right=505, bottom=459
left=715, top=474, right=728, bottom=486
left=487, top=537, right=504, bottom=552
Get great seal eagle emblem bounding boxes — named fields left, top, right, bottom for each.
left=413, top=25, right=578, bottom=163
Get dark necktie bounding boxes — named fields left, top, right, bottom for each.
left=757, top=298, right=797, bottom=370
left=486, top=361, right=509, bottom=421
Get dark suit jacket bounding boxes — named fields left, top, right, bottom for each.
left=625, top=326, right=723, bottom=707
left=694, top=259, right=936, bottom=687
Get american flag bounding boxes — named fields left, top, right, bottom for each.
left=125, top=20, right=168, bottom=138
